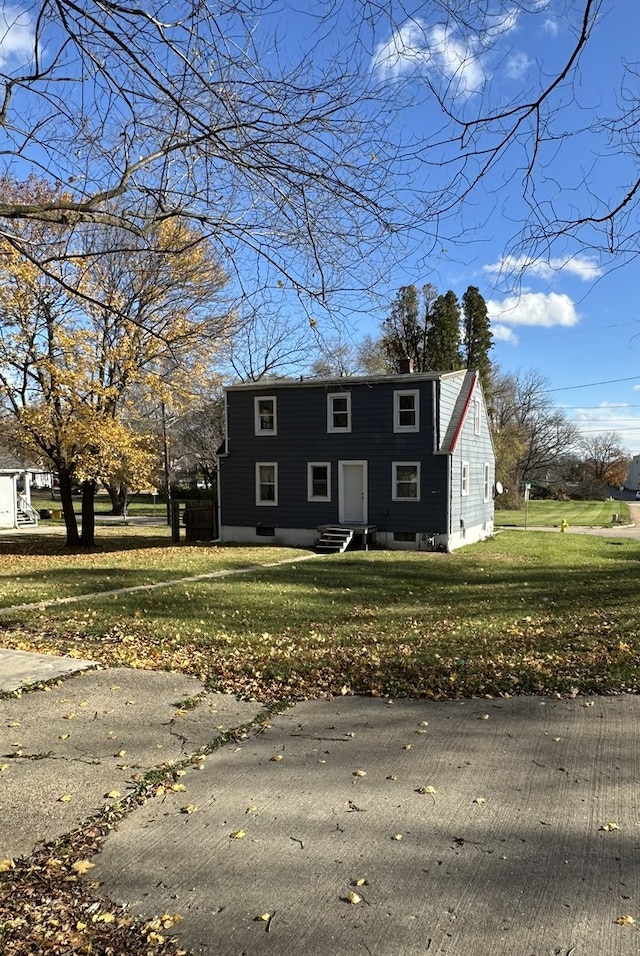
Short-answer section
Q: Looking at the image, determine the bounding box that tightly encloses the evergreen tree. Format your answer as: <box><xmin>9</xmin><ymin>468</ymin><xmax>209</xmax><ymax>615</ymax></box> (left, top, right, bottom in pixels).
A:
<box><xmin>426</xmin><ymin>290</ymin><xmax>462</xmax><ymax>371</ymax></box>
<box><xmin>462</xmin><ymin>285</ymin><xmax>492</xmax><ymax>387</ymax></box>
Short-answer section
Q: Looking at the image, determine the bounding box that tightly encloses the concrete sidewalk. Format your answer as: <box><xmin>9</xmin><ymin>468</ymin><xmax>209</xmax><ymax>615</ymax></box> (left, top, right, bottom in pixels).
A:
<box><xmin>1</xmin><ymin>652</ymin><xmax>640</xmax><ymax>954</ymax></box>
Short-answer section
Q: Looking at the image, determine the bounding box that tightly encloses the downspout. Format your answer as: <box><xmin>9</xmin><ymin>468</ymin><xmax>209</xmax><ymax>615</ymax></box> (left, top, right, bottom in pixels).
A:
<box><xmin>215</xmin><ymin>393</ymin><xmax>230</xmax><ymax>543</ymax></box>
<box><xmin>434</xmin><ymin>379</ymin><xmax>451</xmax><ymax>548</ymax></box>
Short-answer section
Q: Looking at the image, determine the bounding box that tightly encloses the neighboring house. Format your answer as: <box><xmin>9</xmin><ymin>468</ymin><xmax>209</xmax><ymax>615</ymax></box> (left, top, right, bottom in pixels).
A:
<box><xmin>218</xmin><ymin>368</ymin><xmax>495</xmax><ymax>552</ymax></box>
<box><xmin>0</xmin><ymin>447</ymin><xmax>39</xmax><ymax>529</ymax></box>
<box><xmin>626</xmin><ymin>454</ymin><xmax>640</xmax><ymax>492</ymax></box>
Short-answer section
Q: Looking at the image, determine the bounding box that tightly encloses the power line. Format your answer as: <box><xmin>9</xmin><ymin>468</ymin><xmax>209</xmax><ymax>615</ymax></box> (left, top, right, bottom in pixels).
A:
<box><xmin>549</xmin><ymin>375</ymin><xmax>640</xmax><ymax>392</ymax></box>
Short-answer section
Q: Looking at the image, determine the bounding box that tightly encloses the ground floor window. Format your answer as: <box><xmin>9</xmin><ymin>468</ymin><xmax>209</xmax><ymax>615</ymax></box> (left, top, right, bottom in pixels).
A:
<box><xmin>483</xmin><ymin>462</ymin><xmax>491</xmax><ymax>502</ymax></box>
<box><xmin>393</xmin><ymin>462</ymin><xmax>420</xmax><ymax>500</ymax></box>
<box><xmin>461</xmin><ymin>461</ymin><xmax>469</xmax><ymax>496</ymax></box>
<box><xmin>256</xmin><ymin>463</ymin><xmax>277</xmax><ymax>505</ymax></box>
<box><xmin>308</xmin><ymin>462</ymin><xmax>330</xmax><ymax>501</ymax></box>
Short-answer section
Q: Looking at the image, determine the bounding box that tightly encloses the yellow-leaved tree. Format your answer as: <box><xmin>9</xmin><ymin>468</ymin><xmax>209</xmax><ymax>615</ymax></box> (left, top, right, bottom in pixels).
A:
<box><xmin>0</xmin><ymin>179</ymin><xmax>234</xmax><ymax>546</ymax></box>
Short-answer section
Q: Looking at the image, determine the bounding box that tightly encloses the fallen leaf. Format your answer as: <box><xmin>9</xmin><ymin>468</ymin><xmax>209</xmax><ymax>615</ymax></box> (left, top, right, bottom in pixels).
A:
<box><xmin>72</xmin><ymin>860</ymin><xmax>96</xmax><ymax>875</ymax></box>
<box><xmin>600</xmin><ymin>822</ymin><xmax>620</xmax><ymax>831</ymax></box>
<box><xmin>353</xmin><ymin>769</ymin><xmax>367</xmax><ymax>777</ymax></box>
<box><xmin>255</xmin><ymin>912</ymin><xmax>271</xmax><ymax>922</ymax></box>
<box><xmin>181</xmin><ymin>804</ymin><xmax>198</xmax><ymax>814</ymax></box>
<box><xmin>416</xmin><ymin>786</ymin><xmax>437</xmax><ymax>795</ymax></box>
<box><xmin>170</xmin><ymin>783</ymin><xmax>186</xmax><ymax>792</ymax></box>
<box><xmin>94</xmin><ymin>912</ymin><xmax>116</xmax><ymax>923</ymax></box>
<box><xmin>230</xmin><ymin>829</ymin><xmax>246</xmax><ymax>839</ymax></box>
<box><xmin>615</xmin><ymin>915</ymin><xmax>635</xmax><ymax>926</ymax></box>
<box><xmin>58</xmin><ymin>794</ymin><xmax>72</xmax><ymax>803</ymax></box>
<box><xmin>386</xmin><ymin>774</ymin><xmax>397</xmax><ymax>781</ymax></box>
<box><xmin>0</xmin><ymin>859</ymin><xmax>15</xmax><ymax>872</ymax></box>
<box><xmin>270</xmin><ymin>754</ymin><xmax>284</xmax><ymax>762</ymax></box>
<box><xmin>246</xmin><ymin>806</ymin><xmax>258</xmax><ymax>814</ymax></box>
<box><xmin>105</xmin><ymin>790</ymin><xmax>121</xmax><ymax>799</ymax></box>
<box><xmin>352</xmin><ymin>877</ymin><xmax>368</xmax><ymax>887</ymax></box>
<box><xmin>344</xmin><ymin>890</ymin><xmax>362</xmax><ymax>904</ymax></box>
<box><xmin>473</xmin><ymin>797</ymin><xmax>486</xmax><ymax>805</ymax></box>
<box><xmin>392</xmin><ymin>833</ymin><xmax>403</xmax><ymax>841</ymax></box>
<box><xmin>403</xmin><ymin>744</ymin><xmax>413</xmax><ymax>750</ymax></box>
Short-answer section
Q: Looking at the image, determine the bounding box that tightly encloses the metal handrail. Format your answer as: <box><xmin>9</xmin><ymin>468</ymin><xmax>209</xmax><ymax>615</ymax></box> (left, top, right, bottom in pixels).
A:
<box><xmin>17</xmin><ymin>494</ymin><xmax>40</xmax><ymax>525</ymax></box>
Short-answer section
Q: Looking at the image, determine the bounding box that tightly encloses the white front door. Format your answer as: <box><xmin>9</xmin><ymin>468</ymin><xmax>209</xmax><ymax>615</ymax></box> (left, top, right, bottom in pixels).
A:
<box><xmin>339</xmin><ymin>461</ymin><xmax>367</xmax><ymax>524</ymax></box>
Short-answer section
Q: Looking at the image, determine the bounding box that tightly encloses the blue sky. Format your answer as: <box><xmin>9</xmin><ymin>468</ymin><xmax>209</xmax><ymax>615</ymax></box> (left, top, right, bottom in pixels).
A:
<box><xmin>355</xmin><ymin>0</ymin><xmax>640</xmax><ymax>454</ymax></box>
<box><xmin>2</xmin><ymin>2</ymin><xmax>640</xmax><ymax>453</ymax></box>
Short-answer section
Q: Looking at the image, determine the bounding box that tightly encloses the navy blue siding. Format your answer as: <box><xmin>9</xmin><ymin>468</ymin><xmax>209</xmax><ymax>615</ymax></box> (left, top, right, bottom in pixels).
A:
<box><xmin>220</xmin><ymin>380</ymin><xmax>451</xmax><ymax>533</ymax></box>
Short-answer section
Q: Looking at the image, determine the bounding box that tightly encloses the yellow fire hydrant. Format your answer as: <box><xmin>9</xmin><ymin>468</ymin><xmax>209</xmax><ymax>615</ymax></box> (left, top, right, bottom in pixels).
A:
<box><xmin>560</xmin><ymin>518</ymin><xmax>568</xmax><ymax>533</ymax></box>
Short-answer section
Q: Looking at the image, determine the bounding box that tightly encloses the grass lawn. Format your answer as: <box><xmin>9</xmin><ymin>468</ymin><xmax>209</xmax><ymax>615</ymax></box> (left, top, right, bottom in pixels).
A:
<box><xmin>495</xmin><ymin>498</ymin><xmax>630</xmax><ymax>527</ymax></box>
<box><xmin>2</xmin><ymin>527</ymin><xmax>640</xmax><ymax>702</ymax></box>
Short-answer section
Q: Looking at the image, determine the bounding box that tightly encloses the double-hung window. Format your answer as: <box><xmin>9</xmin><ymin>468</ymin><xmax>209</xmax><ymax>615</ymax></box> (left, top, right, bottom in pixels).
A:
<box><xmin>308</xmin><ymin>462</ymin><xmax>330</xmax><ymax>501</ymax></box>
<box><xmin>461</xmin><ymin>461</ymin><xmax>470</xmax><ymax>496</ymax></box>
<box><xmin>483</xmin><ymin>462</ymin><xmax>491</xmax><ymax>502</ymax></box>
<box><xmin>327</xmin><ymin>392</ymin><xmax>351</xmax><ymax>432</ymax></box>
<box><xmin>394</xmin><ymin>390</ymin><xmax>419</xmax><ymax>432</ymax></box>
<box><xmin>393</xmin><ymin>462</ymin><xmax>420</xmax><ymax>500</ymax></box>
<box><xmin>255</xmin><ymin>396</ymin><xmax>277</xmax><ymax>435</ymax></box>
<box><xmin>474</xmin><ymin>397</ymin><xmax>482</xmax><ymax>435</ymax></box>
<box><xmin>256</xmin><ymin>463</ymin><xmax>277</xmax><ymax>505</ymax></box>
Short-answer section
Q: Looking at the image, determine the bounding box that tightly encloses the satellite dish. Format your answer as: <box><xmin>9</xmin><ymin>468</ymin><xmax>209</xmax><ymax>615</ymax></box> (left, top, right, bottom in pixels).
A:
<box><xmin>494</xmin><ymin>481</ymin><xmax>504</xmax><ymax>496</ymax></box>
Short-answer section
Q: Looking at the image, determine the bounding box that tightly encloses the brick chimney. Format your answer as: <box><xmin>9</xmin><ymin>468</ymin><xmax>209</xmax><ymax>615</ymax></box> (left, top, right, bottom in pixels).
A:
<box><xmin>398</xmin><ymin>356</ymin><xmax>414</xmax><ymax>374</ymax></box>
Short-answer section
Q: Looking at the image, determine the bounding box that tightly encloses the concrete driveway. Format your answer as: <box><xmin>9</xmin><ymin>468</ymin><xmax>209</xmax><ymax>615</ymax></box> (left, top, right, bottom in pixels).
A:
<box><xmin>1</xmin><ymin>656</ymin><xmax>640</xmax><ymax>955</ymax></box>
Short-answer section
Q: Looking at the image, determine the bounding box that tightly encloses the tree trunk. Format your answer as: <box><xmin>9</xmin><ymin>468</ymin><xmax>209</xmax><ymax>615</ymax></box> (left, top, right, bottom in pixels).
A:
<box><xmin>58</xmin><ymin>466</ymin><xmax>80</xmax><ymax>547</ymax></box>
<box><xmin>105</xmin><ymin>480</ymin><xmax>127</xmax><ymax>516</ymax></box>
<box><xmin>80</xmin><ymin>480</ymin><xmax>96</xmax><ymax>548</ymax></box>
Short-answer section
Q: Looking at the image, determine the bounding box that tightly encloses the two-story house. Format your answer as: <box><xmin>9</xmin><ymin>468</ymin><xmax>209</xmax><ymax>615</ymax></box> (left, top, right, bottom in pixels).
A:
<box><xmin>218</xmin><ymin>368</ymin><xmax>495</xmax><ymax>552</ymax></box>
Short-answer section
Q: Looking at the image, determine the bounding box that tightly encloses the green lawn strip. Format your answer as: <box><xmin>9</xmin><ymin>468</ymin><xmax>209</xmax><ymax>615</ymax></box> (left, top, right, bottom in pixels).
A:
<box><xmin>3</xmin><ymin>532</ymin><xmax>640</xmax><ymax>701</ymax></box>
<box><xmin>0</xmin><ymin>535</ymin><xmax>307</xmax><ymax>608</ymax></box>
<box><xmin>495</xmin><ymin>499</ymin><xmax>630</xmax><ymax>527</ymax></box>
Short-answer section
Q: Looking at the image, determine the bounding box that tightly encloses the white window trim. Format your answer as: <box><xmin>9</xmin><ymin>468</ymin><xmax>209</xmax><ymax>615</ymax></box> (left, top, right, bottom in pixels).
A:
<box><xmin>307</xmin><ymin>462</ymin><xmax>331</xmax><ymax>502</ymax></box>
<box><xmin>254</xmin><ymin>395</ymin><xmax>277</xmax><ymax>435</ymax></box>
<box><xmin>461</xmin><ymin>460</ymin><xmax>470</xmax><ymax>497</ymax></box>
<box><xmin>327</xmin><ymin>392</ymin><xmax>351</xmax><ymax>433</ymax></box>
<box><xmin>392</xmin><ymin>461</ymin><xmax>421</xmax><ymax>501</ymax></box>
<box><xmin>256</xmin><ymin>462</ymin><xmax>278</xmax><ymax>506</ymax></box>
<box><xmin>483</xmin><ymin>462</ymin><xmax>491</xmax><ymax>502</ymax></box>
<box><xmin>393</xmin><ymin>389</ymin><xmax>420</xmax><ymax>433</ymax></box>
<box><xmin>474</xmin><ymin>397</ymin><xmax>481</xmax><ymax>436</ymax></box>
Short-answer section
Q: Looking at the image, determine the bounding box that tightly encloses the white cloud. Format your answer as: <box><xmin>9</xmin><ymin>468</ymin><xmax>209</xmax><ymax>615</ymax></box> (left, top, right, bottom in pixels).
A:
<box><xmin>487</xmin><ymin>291</ymin><xmax>579</xmax><ymax>329</ymax></box>
<box><xmin>483</xmin><ymin>254</ymin><xmax>603</xmax><ymax>281</ymax></box>
<box><xmin>492</xmin><ymin>324</ymin><xmax>520</xmax><ymax>345</ymax></box>
<box><xmin>0</xmin><ymin>6</ymin><xmax>34</xmax><ymax>67</ymax></box>
<box><xmin>372</xmin><ymin>19</ymin><xmax>485</xmax><ymax>96</ymax></box>
<box><xmin>542</xmin><ymin>18</ymin><xmax>560</xmax><ymax>36</ymax></box>
<box><xmin>506</xmin><ymin>51</ymin><xmax>531</xmax><ymax>80</ymax></box>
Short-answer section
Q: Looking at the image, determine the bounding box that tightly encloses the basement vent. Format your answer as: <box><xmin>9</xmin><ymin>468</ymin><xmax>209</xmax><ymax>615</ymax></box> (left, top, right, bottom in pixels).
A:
<box><xmin>393</xmin><ymin>531</ymin><xmax>417</xmax><ymax>542</ymax></box>
<box><xmin>256</xmin><ymin>526</ymin><xmax>275</xmax><ymax>537</ymax></box>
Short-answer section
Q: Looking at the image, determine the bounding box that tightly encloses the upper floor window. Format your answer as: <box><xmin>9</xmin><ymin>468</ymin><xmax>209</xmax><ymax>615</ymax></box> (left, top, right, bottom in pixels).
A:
<box><xmin>327</xmin><ymin>392</ymin><xmax>351</xmax><ymax>432</ymax></box>
<box><xmin>394</xmin><ymin>390</ymin><xmax>419</xmax><ymax>432</ymax></box>
<box><xmin>255</xmin><ymin>396</ymin><xmax>277</xmax><ymax>435</ymax></box>
<box><xmin>393</xmin><ymin>462</ymin><xmax>420</xmax><ymax>500</ymax></box>
<box><xmin>474</xmin><ymin>396</ymin><xmax>482</xmax><ymax>435</ymax></box>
